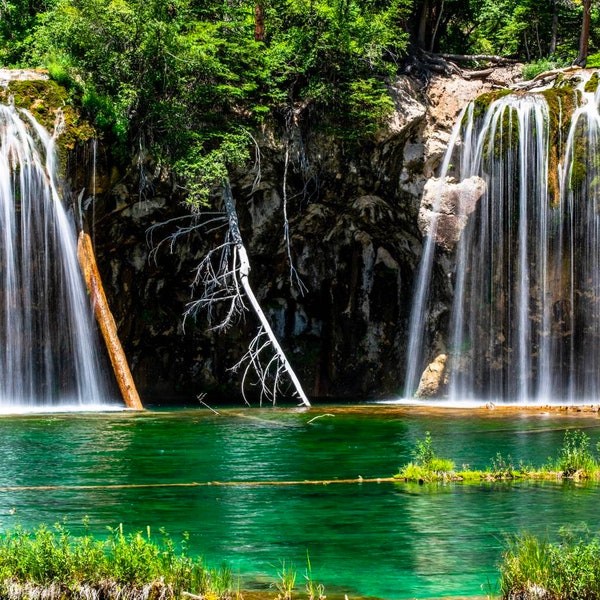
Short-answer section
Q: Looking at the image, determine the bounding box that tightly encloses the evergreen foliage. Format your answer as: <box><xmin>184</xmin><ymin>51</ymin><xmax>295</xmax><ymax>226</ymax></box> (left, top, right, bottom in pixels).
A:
<box><xmin>1</xmin><ymin>0</ymin><xmax>412</xmax><ymax>203</ymax></box>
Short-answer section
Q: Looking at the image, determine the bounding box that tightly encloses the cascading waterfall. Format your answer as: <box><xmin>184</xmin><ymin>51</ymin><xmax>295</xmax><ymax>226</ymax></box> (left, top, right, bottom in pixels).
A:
<box><xmin>0</xmin><ymin>102</ymin><xmax>109</xmax><ymax>407</ymax></box>
<box><xmin>406</xmin><ymin>73</ymin><xmax>600</xmax><ymax>403</ymax></box>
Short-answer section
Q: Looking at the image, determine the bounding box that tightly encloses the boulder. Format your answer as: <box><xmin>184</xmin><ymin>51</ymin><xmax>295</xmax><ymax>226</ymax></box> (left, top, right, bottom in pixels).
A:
<box><xmin>416</xmin><ymin>353</ymin><xmax>448</xmax><ymax>398</ymax></box>
<box><xmin>418</xmin><ymin>176</ymin><xmax>486</xmax><ymax>250</ymax></box>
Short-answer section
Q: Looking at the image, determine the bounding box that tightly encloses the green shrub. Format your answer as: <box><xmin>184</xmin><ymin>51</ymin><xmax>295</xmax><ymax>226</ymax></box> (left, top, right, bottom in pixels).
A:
<box><xmin>522</xmin><ymin>57</ymin><xmax>570</xmax><ymax>80</ymax></box>
<box><xmin>551</xmin><ymin>429</ymin><xmax>599</xmax><ymax>477</ymax></box>
<box><xmin>585</xmin><ymin>52</ymin><xmax>600</xmax><ymax>68</ymax></box>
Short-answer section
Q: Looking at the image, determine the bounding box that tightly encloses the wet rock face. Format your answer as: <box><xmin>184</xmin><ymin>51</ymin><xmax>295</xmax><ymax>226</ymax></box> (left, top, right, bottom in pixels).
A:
<box><xmin>418</xmin><ymin>176</ymin><xmax>486</xmax><ymax>251</ymax></box>
<box><xmin>79</xmin><ymin>72</ymin><xmax>511</xmax><ymax>404</ymax></box>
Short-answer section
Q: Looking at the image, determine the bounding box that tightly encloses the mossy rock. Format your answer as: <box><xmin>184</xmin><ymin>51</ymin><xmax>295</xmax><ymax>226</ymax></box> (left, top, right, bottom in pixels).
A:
<box><xmin>0</xmin><ymin>76</ymin><xmax>96</xmax><ymax>160</ymax></box>
<box><xmin>541</xmin><ymin>85</ymin><xmax>579</xmax><ymax>204</ymax></box>
<box><xmin>584</xmin><ymin>71</ymin><xmax>600</xmax><ymax>94</ymax></box>
<box><xmin>471</xmin><ymin>88</ymin><xmax>514</xmax><ymax>121</ymax></box>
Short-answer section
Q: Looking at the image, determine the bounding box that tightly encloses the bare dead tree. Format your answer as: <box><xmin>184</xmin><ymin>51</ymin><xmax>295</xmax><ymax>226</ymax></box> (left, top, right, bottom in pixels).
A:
<box><xmin>148</xmin><ymin>179</ymin><xmax>311</xmax><ymax>407</ymax></box>
<box><xmin>282</xmin><ymin>141</ymin><xmax>308</xmax><ymax>295</ymax></box>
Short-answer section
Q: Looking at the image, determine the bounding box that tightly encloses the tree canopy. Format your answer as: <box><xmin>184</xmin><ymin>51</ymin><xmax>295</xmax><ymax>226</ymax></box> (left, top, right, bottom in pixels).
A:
<box><xmin>0</xmin><ymin>0</ymin><xmax>598</xmax><ymax>200</ymax></box>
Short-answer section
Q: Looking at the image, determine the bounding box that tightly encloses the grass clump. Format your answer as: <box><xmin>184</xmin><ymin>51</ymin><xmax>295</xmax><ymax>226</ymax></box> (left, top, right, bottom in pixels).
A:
<box><xmin>303</xmin><ymin>553</ymin><xmax>325</xmax><ymax>600</ymax></box>
<box><xmin>395</xmin><ymin>429</ymin><xmax>600</xmax><ymax>484</ymax></box>
<box><xmin>486</xmin><ymin>453</ymin><xmax>529</xmax><ymax>480</ymax></box>
<box><xmin>395</xmin><ymin>432</ymin><xmax>455</xmax><ymax>482</ymax></box>
<box><xmin>271</xmin><ymin>560</ymin><xmax>297</xmax><ymax>600</ymax></box>
<box><xmin>500</xmin><ymin>529</ymin><xmax>600</xmax><ymax>599</ymax></box>
<box><xmin>0</xmin><ymin>523</ymin><xmax>237</xmax><ymax>600</ymax></box>
<box><xmin>547</xmin><ymin>428</ymin><xmax>600</xmax><ymax>478</ymax></box>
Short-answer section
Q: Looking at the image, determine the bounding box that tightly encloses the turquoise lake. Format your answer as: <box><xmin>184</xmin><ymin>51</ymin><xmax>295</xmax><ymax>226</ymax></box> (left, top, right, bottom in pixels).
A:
<box><xmin>1</xmin><ymin>405</ymin><xmax>599</xmax><ymax>599</ymax></box>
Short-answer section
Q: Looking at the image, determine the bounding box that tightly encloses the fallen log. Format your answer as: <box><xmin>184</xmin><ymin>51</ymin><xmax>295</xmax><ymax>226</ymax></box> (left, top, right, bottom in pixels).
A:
<box><xmin>434</xmin><ymin>53</ymin><xmax>518</xmax><ymax>65</ymax></box>
<box><xmin>77</xmin><ymin>231</ymin><xmax>144</xmax><ymax>410</ymax></box>
<box><xmin>462</xmin><ymin>67</ymin><xmax>495</xmax><ymax>80</ymax></box>
<box><xmin>511</xmin><ymin>66</ymin><xmax>582</xmax><ymax>90</ymax></box>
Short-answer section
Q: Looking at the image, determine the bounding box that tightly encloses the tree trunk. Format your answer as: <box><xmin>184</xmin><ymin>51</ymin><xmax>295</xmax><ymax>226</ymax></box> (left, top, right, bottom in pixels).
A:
<box><xmin>254</xmin><ymin>2</ymin><xmax>265</xmax><ymax>41</ymax></box>
<box><xmin>550</xmin><ymin>0</ymin><xmax>558</xmax><ymax>55</ymax></box>
<box><xmin>417</xmin><ymin>0</ymin><xmax>430</xmax><ymax>49</ymax></box>
<box><xmin>429</xmin><ymin>0</ymin><xmax>444</xmax><ymax>52</ymax></box>
<box><xmin>77</xmin><ymin>232</ymin><xmax>144</xmax><ymax>410</ymax></box>
<box><xmin>576</xmin><ymin>0</ymin><xmax>592</xmax><ymax>66</ymax></box>
<box><xmin>222</xmin><ymin>181</ymin><xmax>311</xmax><ymax>407</ymax></box>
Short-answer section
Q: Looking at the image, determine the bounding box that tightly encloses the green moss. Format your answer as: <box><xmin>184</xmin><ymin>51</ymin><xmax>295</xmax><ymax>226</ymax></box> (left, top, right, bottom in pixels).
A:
<box><xmin>0</xmin><ymin>76</ymin><xmax>96</xmax><ymax>165</ymax></box>
<box><xmin>540</xmin><ymin>85</ymin><xmax>579</xmax><ymax>205</ymax></box>
<box><xmin>479</xmin><ymin>103</ymin><xmax>520</xmax><ymax>162</ymax></box>
<box><xmin>584</xmin><ymin>72</ymin><xmax>600</xmax><ymax>94</ymax></box>
<box><xmin>471</xmin><ymin>88</ymin><xmax>513</xmax><ymax>121</ymax></box>
<box><xmin>565</xmin><ymin>116</ymin><xmax>600</xmax><ymax>199</ymax></box>
<box><xmin>569</xmin><ymin>150</ymin><xmax>587</xmax><ymax>193</ymax></box>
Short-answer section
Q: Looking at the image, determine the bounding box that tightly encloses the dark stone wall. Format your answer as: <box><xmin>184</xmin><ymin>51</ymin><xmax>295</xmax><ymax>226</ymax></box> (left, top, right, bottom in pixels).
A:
<box><xmin>66</xmin><ymin>75</ymin><xmax>464</xmax><ymax>405</ymax></box>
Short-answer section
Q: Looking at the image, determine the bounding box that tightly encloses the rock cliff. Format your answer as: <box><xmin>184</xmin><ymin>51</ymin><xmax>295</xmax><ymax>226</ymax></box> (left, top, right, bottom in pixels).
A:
<box><xmin>71</xmin><ymin>69</ymin><xmax>521</xmax><ymax>404</ymax></box>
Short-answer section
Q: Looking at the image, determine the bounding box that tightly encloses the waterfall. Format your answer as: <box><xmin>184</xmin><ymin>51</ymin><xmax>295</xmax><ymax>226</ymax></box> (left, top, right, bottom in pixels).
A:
<box><xmin>406</xmin><ymin>74</ymin><xmax>600</xmax><ymax>403</ymax></box>
<box><xmin>0</xmin><ymin>102</ymin><xmax>110</xmax><ymax>408</ymax></box>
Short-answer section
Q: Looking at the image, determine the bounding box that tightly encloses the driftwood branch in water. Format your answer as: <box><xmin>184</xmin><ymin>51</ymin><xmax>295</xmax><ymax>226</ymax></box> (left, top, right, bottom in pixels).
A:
<box><xmin>77</xmin><ymin>232</ymin><xmax>144</xmax><ymax>410</ymax></box>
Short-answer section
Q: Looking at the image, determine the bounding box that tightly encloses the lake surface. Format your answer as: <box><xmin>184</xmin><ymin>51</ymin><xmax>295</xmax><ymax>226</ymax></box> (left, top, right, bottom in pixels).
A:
<box><xmin>0</xmin><ymin>404</ymin><xmax>599</xmax><ymax>599</ymax></box>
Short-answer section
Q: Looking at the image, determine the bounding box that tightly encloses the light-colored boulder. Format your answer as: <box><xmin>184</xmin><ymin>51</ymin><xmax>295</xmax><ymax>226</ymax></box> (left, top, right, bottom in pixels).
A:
<box><xmin>416</xmin><ymin>353</ymin><xmax>448</xmax><ymax>398</ymax></box>
<box><xmin>418</xmin><ymin>175</ymin><xmax>486</xmax><ymax>250</ymax></box>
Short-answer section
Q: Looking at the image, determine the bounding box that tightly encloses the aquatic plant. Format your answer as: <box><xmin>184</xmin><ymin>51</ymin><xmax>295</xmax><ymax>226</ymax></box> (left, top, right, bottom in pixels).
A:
<box><xmin>0</xmin><ymin>523</ymin><xmax>237</xmax><ymax>600</ymax></box>
<box><xmin>548</xmin><ymin>429</ymin><xmax>600</xmax><ymax>478</ymax></box>
<box><xmin>303</xmin><ymin>553</ymin><xmax>325</xmax><ymax>600</ymax></box>
<box><xmin>499</xmin><ymin>529</ymin><xmax>600</xmax><ymax>599</ymax></box>
<box><xmin>395</xmin><ymin>432</ymin><xmax>455</xmax><ymax>482</ymax></box>
<box><xmin>396</xmin><ymin>429</ymin><xmax>600</xmax><ymax>483</ymax></box>
<box><xmin>272</xmin><ymin>560</ymin><xmax>296</xmax><ymax>600</ymax></box>
<box><xmin>488</xmin><ymin>453</ymin><xmax>529</xmax><ymax>479</ymax></box>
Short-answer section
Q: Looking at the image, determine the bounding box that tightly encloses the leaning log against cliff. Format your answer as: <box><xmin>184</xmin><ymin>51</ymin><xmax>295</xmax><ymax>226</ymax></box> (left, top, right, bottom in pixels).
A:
<box><xmin>77</xmin><ymin>232</ymin><xmax>144</xmax><ymax>410</ymax></box>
